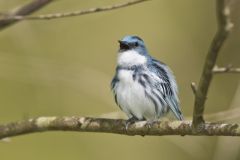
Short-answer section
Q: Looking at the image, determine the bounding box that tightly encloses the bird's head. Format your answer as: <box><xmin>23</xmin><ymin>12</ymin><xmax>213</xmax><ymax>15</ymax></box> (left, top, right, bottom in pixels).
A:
<box><xmin>117</xmin><ymin>35</ymin><xmax>150</xmax><ymax>67</ymax></box>
<box><xmin>118</xmin><ymin>35</ymin><xmax>148</xmax><ymax>55</ymax></box>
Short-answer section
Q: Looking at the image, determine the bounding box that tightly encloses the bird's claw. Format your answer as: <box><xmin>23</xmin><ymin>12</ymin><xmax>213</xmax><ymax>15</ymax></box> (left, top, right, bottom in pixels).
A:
<box><xmin>125</xmin><ymin>117</ymin><xmax>138</xmax><ymax>131</ymax></box>
<box><xmin>145</xmin><ymin>120</ymin><xmax>158</xmax><ymax>130</ymax></box>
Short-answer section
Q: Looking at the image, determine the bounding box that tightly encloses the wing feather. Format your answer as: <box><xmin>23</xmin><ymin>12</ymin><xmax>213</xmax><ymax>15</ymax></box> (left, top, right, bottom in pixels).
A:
<box><xmin>149</xmin><ymin>59</ymin><xmax>183</xmax><ymax>120</ymax></box>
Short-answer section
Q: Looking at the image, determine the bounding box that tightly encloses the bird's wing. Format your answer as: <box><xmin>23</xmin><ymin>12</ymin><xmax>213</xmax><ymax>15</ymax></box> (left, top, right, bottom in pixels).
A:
<box><xmin>148</xmin><ymin>59</ymin><xmax>183</xmax><ymax>120</ymax></box>
<box><xmin>111</xmin><ymin>71</ymin><xmax>120</xmax><ymax>107</ymax></box>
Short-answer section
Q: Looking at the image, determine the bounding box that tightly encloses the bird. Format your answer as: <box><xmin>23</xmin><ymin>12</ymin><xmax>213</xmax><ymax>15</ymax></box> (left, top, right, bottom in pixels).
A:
<box><xmin>111</xmin><ymin>35</ymin><xmax>183</xmax><ymax>126</ymax></box>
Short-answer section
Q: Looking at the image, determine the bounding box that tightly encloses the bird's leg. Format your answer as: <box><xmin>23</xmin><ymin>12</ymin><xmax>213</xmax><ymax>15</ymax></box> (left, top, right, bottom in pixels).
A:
<box><xmin>125</xmin><ymin>116</ymin><xmax>139</xmax><ymax>131</ymax></box>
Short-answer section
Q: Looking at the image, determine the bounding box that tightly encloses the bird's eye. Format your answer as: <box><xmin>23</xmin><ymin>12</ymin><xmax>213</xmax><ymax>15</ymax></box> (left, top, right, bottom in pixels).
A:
<box><xmin>135</xmin><ymin>42</ymin><xmax>139</xmax><ymax>47</ymax></box>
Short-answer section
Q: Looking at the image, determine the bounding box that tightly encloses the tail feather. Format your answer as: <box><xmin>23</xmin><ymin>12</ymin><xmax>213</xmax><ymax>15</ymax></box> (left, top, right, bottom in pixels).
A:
<box><xmin>166</xmin><ymin>97</ymin><xmax>183</xmax><ymax>120</ymax></box>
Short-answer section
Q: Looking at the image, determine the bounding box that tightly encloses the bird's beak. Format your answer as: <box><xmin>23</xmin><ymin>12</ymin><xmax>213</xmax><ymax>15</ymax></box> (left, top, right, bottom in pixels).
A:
<box><xmin>118</xmin><ymin>40</ymin><xmax>124</xmax><ymax>44</ymax></box>
<box><xmin>118</xmin><ymin>40</ymin><xmax>130</xmax><ymax>50</ymax></box>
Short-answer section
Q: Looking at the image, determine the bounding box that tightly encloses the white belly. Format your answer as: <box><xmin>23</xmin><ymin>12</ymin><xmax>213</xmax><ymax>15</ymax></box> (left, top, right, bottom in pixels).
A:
<box><xmin>115</xmin><ymin>70</ymin><xmax>157</xmax><ymax>120</ymax></box>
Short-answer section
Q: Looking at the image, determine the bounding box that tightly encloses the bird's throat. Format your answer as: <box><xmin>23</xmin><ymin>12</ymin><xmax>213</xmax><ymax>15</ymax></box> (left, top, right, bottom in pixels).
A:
<box><xmin>117</xmin><ymin>50</ymin><xmax>147</xmax><ymax>67</ymax></box>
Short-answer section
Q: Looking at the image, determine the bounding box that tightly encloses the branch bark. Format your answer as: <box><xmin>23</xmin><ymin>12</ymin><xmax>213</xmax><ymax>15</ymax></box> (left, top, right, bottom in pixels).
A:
<box><xmin>192</xmin><ymin>0</ymin><xmax>233</xmax><ymax>129</ymax></box>
<box><xmin>0</xmin><ymin>117</ymin><xmax>240</xmax><ymax>139</ymax></box>
<box><xmin>0</xmin><ymin>0</ymin><xmax>53</xmax><ymax>30</ymax></box>
<box><xmin>1</xmin><ymin>0</ymin><xmax>149</xmax><ymax>22</ymax></box>
<box><xmin>213</xmin><ymin>65</ymin><xmax>240</xmax><ymax>74</ymax></box>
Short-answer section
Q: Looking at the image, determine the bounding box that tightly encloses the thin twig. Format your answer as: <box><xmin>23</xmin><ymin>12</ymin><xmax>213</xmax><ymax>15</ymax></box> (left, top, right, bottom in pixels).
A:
<box><xmin>191</xmin><ymin>82</ymin><xmax>197</xmax><ymax>96</ymax></box>
<box><xmin>213</xmin><ymin>65</ymin><xmax>240</xmax><ymax>74</ymax></box>
<box><xmin>0</xmin><ymin>116</ymin><xmax>240</xmax><ymax>139</ymax></box>
<box><xmin>0</xmin><ymin>0</ymin><xmax>54</xmax><ymax>30</ymax></box>
<box><xmin>192</xmin><ymin>0</ymin><xmax>233</xmax><ymax>129</ymax></box>
<box><xmin>5</xmin><ymin>0</ymin><xmax>150</xmax><ymax>21</ymax></box>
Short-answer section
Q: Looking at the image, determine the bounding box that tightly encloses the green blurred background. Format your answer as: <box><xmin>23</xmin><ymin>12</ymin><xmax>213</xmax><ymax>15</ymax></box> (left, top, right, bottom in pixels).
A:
<box><xmin>0</xmin><ymin>0</ymin><xmax>240</xmax><ymax>160</ymax></box>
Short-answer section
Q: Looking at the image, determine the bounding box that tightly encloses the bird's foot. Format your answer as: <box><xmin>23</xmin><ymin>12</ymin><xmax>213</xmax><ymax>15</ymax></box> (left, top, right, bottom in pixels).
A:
<box><xmin>145</xmin><ymin>120</ymin><xmax>158</xmax><ymax>129</ymax></box>
<box><xmin>125</xmin><ymin>117</ymin><xmax>139</xmax><ymax>131</ymax></box>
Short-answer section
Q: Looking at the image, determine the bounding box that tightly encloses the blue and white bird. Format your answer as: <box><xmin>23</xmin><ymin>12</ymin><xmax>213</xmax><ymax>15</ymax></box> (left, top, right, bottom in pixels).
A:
<box><xmin>111</xmin><ymin>35</ymin><xmax>183</xmax><ymax>124</ymax></box>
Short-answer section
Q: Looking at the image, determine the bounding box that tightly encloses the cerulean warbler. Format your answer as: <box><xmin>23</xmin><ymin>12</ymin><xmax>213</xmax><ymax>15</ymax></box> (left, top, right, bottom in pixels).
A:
<box><xmin>111</xmin><ymin>35</ymin><xmax>183</xmax><ymax>124</ymax></box>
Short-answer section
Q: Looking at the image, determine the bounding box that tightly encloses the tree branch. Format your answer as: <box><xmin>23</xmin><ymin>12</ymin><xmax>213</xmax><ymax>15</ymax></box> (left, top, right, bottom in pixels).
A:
<box><xmin>192</xmin><ymin>0</ymin><xmax>233</xmax><ymax>129</ymax></box>
<box><xmin>2</xmin><ymin>0</ymin><xmax>150</xmax><ymax>21</ymax></box>
<box><xmin>0</xmin><ymin>116</ymin><xmax>240</xmax><ymax>139</ymax></box>
<box><xmin>0</xmin><ymin>0</ymin><xmax>53</xmax><ymax>30</ymax></box>
<box><xmin>213</xmin><ymin>65</ymin><xmax>240</xmax><ymax>74</ymax></box>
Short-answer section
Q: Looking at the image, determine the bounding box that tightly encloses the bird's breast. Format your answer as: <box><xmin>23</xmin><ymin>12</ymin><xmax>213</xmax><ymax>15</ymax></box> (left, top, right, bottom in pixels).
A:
<box><xmin>114</xmin><ymin>69</ymin><xmax>157</xmax><ymax>120</ymax></box>
<box><xmin>118</xmin><ymin>69</ymin><xmax>134</xmax><ymax>83</ymax></box>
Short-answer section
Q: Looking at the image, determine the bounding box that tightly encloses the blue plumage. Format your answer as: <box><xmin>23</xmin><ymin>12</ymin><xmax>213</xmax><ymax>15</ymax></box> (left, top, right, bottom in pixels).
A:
<box><xmin>111</xmin><ymin>36</ymin><xmax>183</xmax><ymax>122</ymax></box>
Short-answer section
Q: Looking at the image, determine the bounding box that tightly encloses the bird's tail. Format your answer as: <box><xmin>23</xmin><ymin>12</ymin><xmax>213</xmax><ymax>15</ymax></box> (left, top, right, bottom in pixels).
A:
<box><xmin>167</xmin><ymin>97</ymin><xmax>184</xmax><ymax>120</ymax></box>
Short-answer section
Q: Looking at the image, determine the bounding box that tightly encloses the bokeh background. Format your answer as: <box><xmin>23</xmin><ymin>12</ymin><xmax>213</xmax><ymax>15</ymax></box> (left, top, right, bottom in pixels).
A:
<box><xmin>0</xmin><ymin>0</ymin><xmax>240</xmax><ymax>160</ymax></box>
